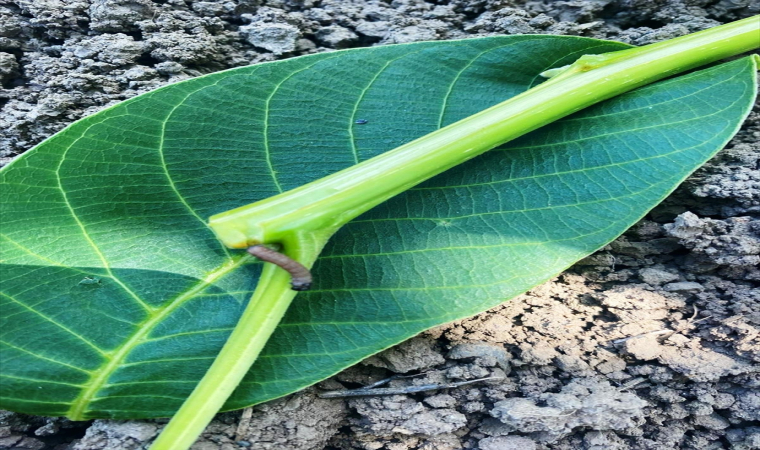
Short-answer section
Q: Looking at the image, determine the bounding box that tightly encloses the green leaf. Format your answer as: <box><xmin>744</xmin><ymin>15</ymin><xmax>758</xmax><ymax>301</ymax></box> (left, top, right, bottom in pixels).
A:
<box><xmin>0</xmin><ymin>36</ymin><xmax>756</xmax><ymax>419</ymax></box>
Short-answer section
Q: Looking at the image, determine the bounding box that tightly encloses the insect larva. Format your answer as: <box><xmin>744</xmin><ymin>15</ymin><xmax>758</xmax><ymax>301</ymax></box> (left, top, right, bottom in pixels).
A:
<box><xmin>247</xmin><ymin>245</ymin><xmax>312</xmax><ymax>291</ymax></box>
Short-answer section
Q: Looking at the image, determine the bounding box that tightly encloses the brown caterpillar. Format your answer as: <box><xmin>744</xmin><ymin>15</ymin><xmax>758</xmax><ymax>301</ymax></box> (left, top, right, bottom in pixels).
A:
<box><xmin>247</xmin><ymin>245</ymin><xmax>313</xmax><ymax>291</ymax></box>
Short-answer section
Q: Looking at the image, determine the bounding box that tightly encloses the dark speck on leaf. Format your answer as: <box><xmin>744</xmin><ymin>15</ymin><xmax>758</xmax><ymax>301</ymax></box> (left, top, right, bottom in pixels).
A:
<box><xmin>355</xmin><ymin>119</ymin><xmax>369</xmax><ymax>124</ymax></box>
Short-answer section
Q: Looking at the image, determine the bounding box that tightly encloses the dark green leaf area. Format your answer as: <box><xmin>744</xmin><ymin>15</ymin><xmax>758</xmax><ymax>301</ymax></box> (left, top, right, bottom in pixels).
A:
<box><xmin>1</xmin><ymin>263</ymin><xmax>257</xmax><ymax>417</ymax></box>
<box><xmin>232</xmin><ymin>57</ymin><xmax>756</xmax><ymax>408</ymax></box>
<box><xmin>0</xmin><ymin>33</ymin><xmax>755</xmax><ymax>420</ymax></box>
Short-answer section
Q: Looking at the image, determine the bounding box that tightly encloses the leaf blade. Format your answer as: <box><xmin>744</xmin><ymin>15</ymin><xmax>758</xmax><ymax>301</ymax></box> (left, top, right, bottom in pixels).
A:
<box><xmin>0</xmin><ymin>36</ymin><xmax>755</xmax><ymax>419</ymax></box>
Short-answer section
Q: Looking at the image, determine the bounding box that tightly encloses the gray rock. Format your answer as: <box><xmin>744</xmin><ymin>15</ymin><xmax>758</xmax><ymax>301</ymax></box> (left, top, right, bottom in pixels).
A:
<box><xmin>74</xmin><ymin>420</ymin><xmax>160</xmax><ymax>450</ymax></box>
<box><xmin>349</xmin><ymin>395</ymin><xmax>466</xmax><ymax>438</ymax></box>
<box><xmin>16</xmin><ymin>0</ymin><xmax>90</xmax><ymax>39</ymax></box>
<box><xmin>0</xmin><ymin>52</ymin><xmax>19</xmax><ymax>84</ymax></box>
<box><xmin>424</xmin><ymin>394</ymin><xmax>456</xmax><ymax>409</ymax></box>
<box><xmin>240</xmin><ymin>23</ymin><xmax>301</xmax><ymax>54</ymax></box>
<box><xmin>191</xmin><ymin>2</ymin><xmax>227</xmax><ymax>17</ymax></box>
<box><xmin>490</xmin><ymin>379</ymin><xmax>647</xmax><ymax>443</ymax></box>
<box><xmin>364</xmin><ymin>336</ymin><xmax>444</xmax><ymax>373</ymax></box>
<box><xmin>691</xmin><ymin>412</ymin><xmax>730</xmax><ymax>430</ymax></box>
<box><xmin>356</xmin><ymin>20</ymin><xmax>391</xmax><ymax>39</ymax></box>
<box><xmin>237</xmin><ymin>391</ymin><xmax>347</xmax><ymax>450</ymax></box>
<box><xmin>519</xmin><ymin>342</ymin><xmax>559</xmax><ymax>366</ymax></box>
<box><xmin>0</xmin><ymin>10</ymin><xmax>22</xmax><ymax>38</ymax></box>
<box><xmin>154</xmin><ymin>61</ymin><xmax>185</xmax><ymax>75</ymax></box>
<box><xmin>583</xmin><ymin>430</ymin><xmax>627</xmax><ymax>450</ymax></box>
<box><xmin>730</xmin><ymin>390</ymin><xmax>760</xmax><ymax>422</ymax></box>
<box><xmin>554</xmin><ymin>354</ymin><xmax>592</xmax><ymax>374</ymax></box>
<box><xmin>664</xmin><ymin>211</ymin><xmax>706</xmax><ymax>240</ymax></box>
<box><xmin>148</xmin><ymin>30</ymin><xmax>220</xmax><ymax>64</ymax></box>
<box><xmin>623</xmin><ymin>334</ymin><xmax>663</xmax><ymax>361</ymax></box>
<box><xmin>65</xmin><ymin>34</ymin><xmax>147</xmax><ymax>65</ymax></box>
<box><xmin>726</xmin><ymin>426</ymin><xmax>760</xmax><ymax>450</ymax></box>
<box><xmin>478</xmin><ymin>435</ymin><xmax>537</xmax><ymax>450</ymax></box>
<box><xmin>639</xmin><ymin>267</ymin><xmax>679</xmax><ymax>285</ymax></box>
<box><xmin>448</xmin><ymin>342</ymin><xmax>510</xmax><ymax>371</ymax></box>
<box><xmin>385</xmin><ymin>25</ymin><xmax>438</xmax><ymax>44</ymax></box>
<box><xmin>89</xmin><ymin>0</ymin><xmax>155</xmax><ymax>32</ymax></box>
<box><xmin>396</xmin><ymin>409</ymin><xmax>467</xmax><ymax>435</ymax></box>
<box><xmin>658</xmin><ymin>346</ymin><xmax>752</xmax><ymax>382</ymax></box>
<box><xmin>316</xmin><ymin>25</ymin><xmax>358</xmax><ymax>48</ymax></box>
<box><xmin>663</xmin><ymin>281</ymin><xmax>703</xmax><ymax>292</ymax></box>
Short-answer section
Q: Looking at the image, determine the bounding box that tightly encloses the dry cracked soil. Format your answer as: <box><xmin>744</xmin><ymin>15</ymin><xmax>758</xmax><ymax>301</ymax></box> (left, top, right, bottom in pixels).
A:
<box><xmin>1</xmin><ymin>0</ymin><xmax>759</xmax><ymax>449</ymax></box>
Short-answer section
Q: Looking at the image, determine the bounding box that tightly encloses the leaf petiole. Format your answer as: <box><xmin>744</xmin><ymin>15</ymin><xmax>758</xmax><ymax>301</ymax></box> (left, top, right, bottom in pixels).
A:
<box><xmin>153</xmin><ymin>16</ymin><xmax>759</xmax><ymax>450</ymax></box>
<box><xmin>208</xmin><ymin>15</ymin><xmax>759</xmax><ymax>251</ymax></box>
<box><xmin>148</xmin><ymin>233</ymin><xmax>327</xmax><ymax>450</ymax></box>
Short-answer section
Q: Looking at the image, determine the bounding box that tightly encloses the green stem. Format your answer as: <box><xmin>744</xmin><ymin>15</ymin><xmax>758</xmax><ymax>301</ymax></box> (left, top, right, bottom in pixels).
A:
<box><xmin>209</xmin><ymin>15</ymin><xmax>759</xmax><ymax>249</ymax></box>
<box><xmin>148</xmin><ymin>234</ymin><xmax>327</xmax><ymax>450</ymax></box>
<box><xmin>155</xmin><ymin>15</ymin><xmax>758</xmax><ymax>450</ymax></box>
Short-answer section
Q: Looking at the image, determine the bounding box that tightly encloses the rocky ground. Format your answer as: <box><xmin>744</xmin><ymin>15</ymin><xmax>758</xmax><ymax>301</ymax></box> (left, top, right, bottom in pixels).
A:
<box><xmin>1</xmin><ymin>0</ymin><xmax>759</xmax><ymax>449</ymax></box>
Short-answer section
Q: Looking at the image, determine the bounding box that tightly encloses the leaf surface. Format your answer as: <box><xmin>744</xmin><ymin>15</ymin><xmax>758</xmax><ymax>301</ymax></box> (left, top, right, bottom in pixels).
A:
<box><xmin>0</xmin><ymin>36</ymin><xmax>756</xmax><ymax>419</ymax></box>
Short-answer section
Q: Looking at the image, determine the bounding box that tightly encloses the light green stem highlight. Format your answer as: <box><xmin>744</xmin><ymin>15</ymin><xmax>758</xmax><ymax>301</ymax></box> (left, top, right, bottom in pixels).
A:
<box><xmin>209</xmin><ymin>15</ymin><xmax>759</xmax><ymax>249</ymax></box>
<box><xmin>148</xmin><ymin>236</ymin><xmax>326</xmax><ymax>450</ymax></box>
<box><xmin>154</xmin><ymin>15</ymin><xmax>759</xmax><ymax>450</ymax></box>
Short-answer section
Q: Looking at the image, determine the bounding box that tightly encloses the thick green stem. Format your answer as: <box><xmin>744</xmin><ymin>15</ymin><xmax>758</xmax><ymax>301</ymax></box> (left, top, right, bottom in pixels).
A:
<box><xmin>148</xmin><ymin>235</ymin><xmax>327</xmax><ymax>450</ymax></box>
<box><xmin>154</xmin><ymin>16</ymin><xmax>758</xmax><ymax>450</ymax></box>
<box><xmin>209</xmin><ymin>15</ymin><xmax>759</xmax><ymax>249</ymax></box>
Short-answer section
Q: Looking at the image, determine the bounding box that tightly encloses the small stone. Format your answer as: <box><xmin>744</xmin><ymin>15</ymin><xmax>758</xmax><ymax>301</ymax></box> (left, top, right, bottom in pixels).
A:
<box><xmin>478</xmin><ymin>435</ymin><xmax>537</xmax><ymax>450</ymax></box>
<box><xmin>122</xmin><ymin>66</ymin><xmax>158</xmax><ymax>81</ymax></box>
<box><xmin>638</xmin><ymin>267</ymin><xmax>679</xmax><ymax>285</ymax></box>
<box><xmin>666</xmin><ymin>333</ymin><xmax>690</xmax><ymax>346</ymax></box>
<box><xmin>33</xmin><ymin>421</ymin><xmax>59</xmax><ymax>436</ymax></box>
<box><xmin>692</xmin><ymin>412</ymin><xmax>730</xmax><ymax>430</ymax></box>
<box><xmin>686</xmin><ymin>400</ymin><xmax>713</xmax><ymax>416</ymax></box>
<box><xmin>595</xmin><ymin>355</ymin><xmax>627</xmax><ymax>374</ymax></box>
<box><xmin>0</xmin><ymin>435</ymin><xmax>22</xmax><ymax>448</ymax></box>
<box><xmin>364</xmin><ymin>337</ymin><xmax>444</xmax><ymax>373</ymax></box>
<box><xmin>726</xmin><ymin>427</ymin><xmax>760</xmax><ymax>448</ymax></box>
<box><xmin>519</xmin><ymin>341</ymin><xmax>559</xmax><ymax>365</ymax></box>
<box><xmin>713</xmin><ymin>393</ymin><xmax>735</xmax><ymax>409</ymax></box>
<box><xmin>664</xmin><ymin>211</ymin><xmax>705</xmax><ymax>239</ymax></box>
<box><xmin>13</xmin><ymin>436</ymin><xmax>45</xmax><ymax>450</ymax></box>
<box><xmin>316</xmin><ymin>25</ymin><xmax>358</xmax><ymax>48</ymax></box>
<box><xmin>386</xmin><ymin>25</ymin><xmax>438</xmax><ymax>44</ymax></box>
<box><xmin>240</xmin><ymin>23</ymin><xmax>301</xmax><ymax>55</ymax></box>
<box><xmin>155</xmin><ymin>61</ymin><xmax>185</xmax><ymax>75</ymax></box>
<box><xmin>356</xmin><ymin>21</ymin><xmax>391</xmax><ymax>39</ymax></box>
<box><xmin>148</xmin><ymin>30</ymin><xmax>219</xmax><ymax>64</ymax></box>
<box><xmin>424</xmin><ymin>394</ymin><xmax>456</xmax><ymax>409</ymax></box>
<box><xmin>65</xmin><ymin>33</ymin><xmax>147</xmax><ymax>66</ymax></box>
<box><xmin>89</xmin><ymin>0</ymin><xmax>155</xmax><ymax>32</ymax></box>
<box><xmin>663</xmin><ymin>281</ymin><xmax>703</xmax><ymax>292</ymax></box>
<box><xmin>555</xmin><ymin>354</ymin><xmax>592</xmax><ymax>374</ymax></box>
<box><xmin>584</xmin><ymin>430</ymin><xmax>625</xmax><ymax>450</ymax></box>
<box><xmin>658</xmin><ymin>346</ymin><xmax>750</xmax><ymax>382</ymax></box>
<box><xmin>621</xmin><ymin>334</ymin><xmax>663</xmax><ymax>361</ymax></box>
<box><xmin>448</xmin><ymin>342</ymin><xmax>510</xmax><ymax>371</ymax></box>
<box><xmin>576</xmin><ymin>253</ymin><xmax>616</xmax><ymax>266</ymax></box>
<box><xmin>295</xmin><ymin>38</ymin><xmax>316</xmax><ymax>52</ymax></box>
<box><xmin>0</xmin><ymin>52</ymin><xmax>19</xmax><ymax>84</ymax></box>
<box><xmin>462</xmin><ymin>401</ymin><xmax>485</xmax><ymax>413</ymax></box>
<box><xmin>394</xmin><ymin>409</ymin><xmax>467</xmax><ymax>435</ymax></box>
<box><xmin>191</xmin><ymin>1</ymin><xmax>226</xmax><ymax>16</ymax></box>
<box><xmin>0</xmin><ymin>13</ymin><xmax>22</xmax><ymax>37</ymax></box>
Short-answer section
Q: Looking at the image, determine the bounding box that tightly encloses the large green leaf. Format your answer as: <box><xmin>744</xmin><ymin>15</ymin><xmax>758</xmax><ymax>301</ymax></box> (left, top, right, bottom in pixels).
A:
<box><xmin>0</xmin><ymin>36</ymin><xmax>756</xmax><ymax>419</ymax></box>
